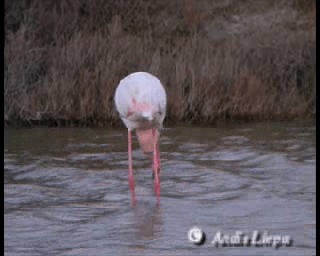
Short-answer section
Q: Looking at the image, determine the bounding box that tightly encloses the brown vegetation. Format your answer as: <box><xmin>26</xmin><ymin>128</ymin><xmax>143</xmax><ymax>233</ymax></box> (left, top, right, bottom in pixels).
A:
<box><xmin>4</xmin><ymin>0</ymin><xmax>316</xmax><ymax>126</ymax></box>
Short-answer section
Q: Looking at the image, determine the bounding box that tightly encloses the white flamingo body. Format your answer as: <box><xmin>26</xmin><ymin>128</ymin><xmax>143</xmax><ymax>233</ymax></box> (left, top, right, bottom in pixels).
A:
<box><xmin>114</xmin><ymin>71</ymin><xmax>167</xmax><ymax>200</ymax></box>
<box><xmin>115</xmin><ymin>72</ymin><xmax>166</xmax><ymax>130</ymax></box>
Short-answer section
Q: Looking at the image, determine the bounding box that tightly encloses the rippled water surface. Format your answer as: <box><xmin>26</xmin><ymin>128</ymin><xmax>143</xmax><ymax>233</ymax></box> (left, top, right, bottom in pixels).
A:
<box><xmin>4</xmin><ymin>122</ymin><xmax>315</xmax><ymax>255</ymax></box>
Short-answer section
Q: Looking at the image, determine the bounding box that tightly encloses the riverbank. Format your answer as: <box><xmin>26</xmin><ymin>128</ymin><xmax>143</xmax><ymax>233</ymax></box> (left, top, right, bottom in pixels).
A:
<box><xmin>5</xmin><ymin>0</ymin><xmax>315</xmax><ymax>127</ymax></box>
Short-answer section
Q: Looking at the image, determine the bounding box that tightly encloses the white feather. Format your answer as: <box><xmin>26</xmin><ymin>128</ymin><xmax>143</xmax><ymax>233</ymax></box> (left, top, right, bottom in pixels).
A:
<box><xmin>114</xmin><ymin>72</ymin><xmax>167</xmax><ymax>130</ymax></box>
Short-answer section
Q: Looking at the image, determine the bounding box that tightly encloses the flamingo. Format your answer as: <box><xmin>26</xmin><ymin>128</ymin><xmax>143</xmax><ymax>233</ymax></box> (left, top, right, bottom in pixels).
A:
<box><xmin>114</xmin><ymin>72</ymin><xmax>167</xmax><ymax>198</ymax></box>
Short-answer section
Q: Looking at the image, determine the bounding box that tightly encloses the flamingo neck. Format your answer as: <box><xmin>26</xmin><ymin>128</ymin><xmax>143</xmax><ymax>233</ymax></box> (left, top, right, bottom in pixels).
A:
<box><xmin>136</xmin><ymin>128</ymin><xmax>158</xmax><ymax>154</ymax></box>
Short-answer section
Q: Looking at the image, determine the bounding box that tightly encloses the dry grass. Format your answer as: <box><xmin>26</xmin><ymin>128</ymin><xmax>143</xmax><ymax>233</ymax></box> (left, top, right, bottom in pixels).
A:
<box><xmin>4</xmin><ymin>0</ymin><xmax>316</xmax><ymax>126</ymax></box>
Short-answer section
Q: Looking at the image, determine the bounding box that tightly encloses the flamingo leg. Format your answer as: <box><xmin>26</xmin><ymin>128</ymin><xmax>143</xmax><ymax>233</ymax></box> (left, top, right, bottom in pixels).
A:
<box><xmin>128</xmin><ymin>129</ymin><xmax>135</xmax><ymax>192</ymax></box>
<box><xmin>152</xmin><ymin>129</ymin><xmax>160</xmax><ymax>197</ymax></box>
<box><xmin>156</xmin><ymin>143</ymin><xmax>160</xmax><ymax>174</ymax></box>
<box><xmin>152</xmin><ymin>140</ymin><xmax>160</xmax><ymax>177</ymax></box>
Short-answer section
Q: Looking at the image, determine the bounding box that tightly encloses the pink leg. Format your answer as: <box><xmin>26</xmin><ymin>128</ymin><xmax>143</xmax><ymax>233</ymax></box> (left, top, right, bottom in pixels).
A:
<box><xmin>152</xmin><ymin>129</ymin><xmax>160</xmax><ymax>197</ymax></box>
<box><xmin>128</xmin><ymin>129</ymin><xmax>135</xmax><ymax>193</ymax></box>
<box><xmin>152</xmin><ymin>143</ymin><xmax>160</xmax><ymax>175</ymax></box>
<box><xmin>156</xmin><ymin>143</ymin><xmax>160</xmax><ymax>174</ymax></box>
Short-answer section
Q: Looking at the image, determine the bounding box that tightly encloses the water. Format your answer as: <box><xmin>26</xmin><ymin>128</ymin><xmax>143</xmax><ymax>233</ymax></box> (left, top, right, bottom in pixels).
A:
<box><xmin>4</xmin><ymin>121</ymin><xmax>315</xmax><ymax>256</ymax></box>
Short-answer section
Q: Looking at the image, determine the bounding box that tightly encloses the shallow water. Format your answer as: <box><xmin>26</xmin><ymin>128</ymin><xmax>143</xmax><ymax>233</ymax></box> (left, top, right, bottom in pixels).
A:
<box><xmin>4</xmin><ymin>121</ymin><xmax>315</xmax><ymax>256</ymax></box>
